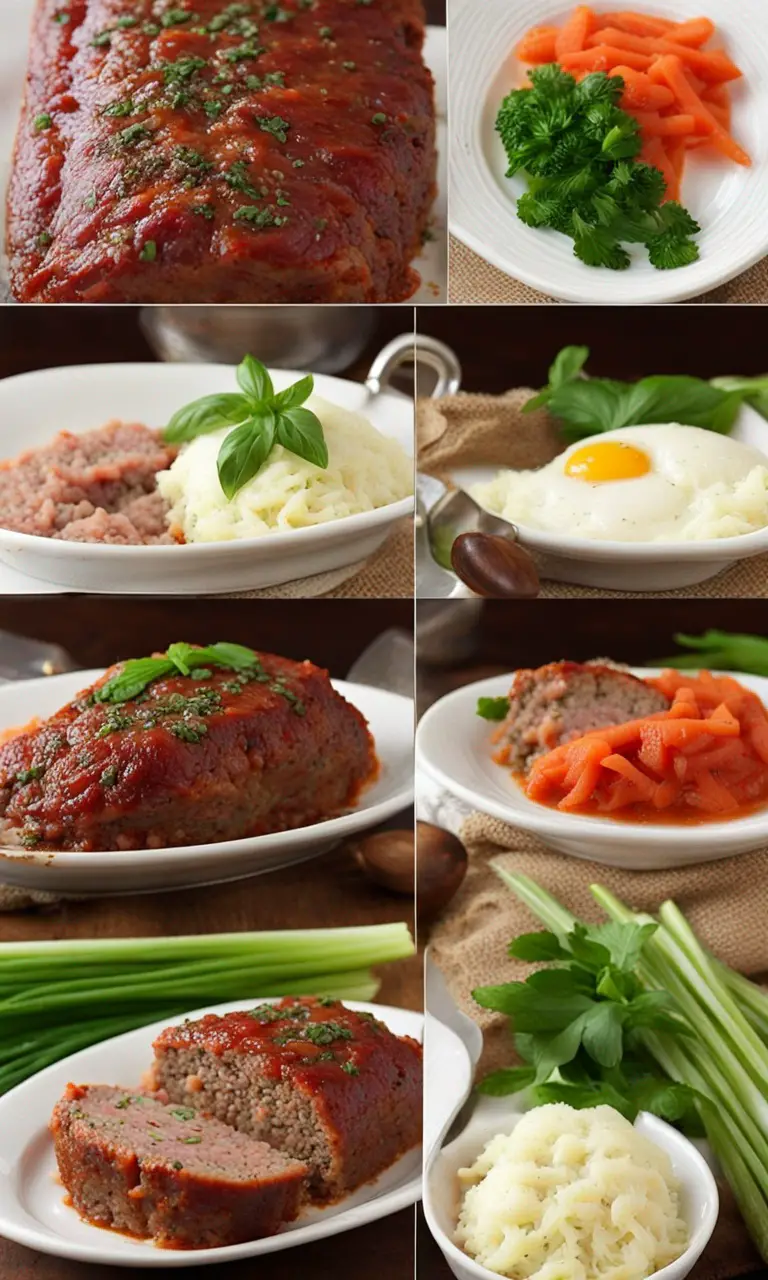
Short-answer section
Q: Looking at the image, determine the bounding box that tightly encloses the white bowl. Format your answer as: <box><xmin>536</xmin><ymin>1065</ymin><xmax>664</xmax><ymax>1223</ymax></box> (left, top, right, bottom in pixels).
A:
<box><xmin>0</xmin><ymin>998</ymin><xmax>423</xmax><ymax>1268</ymax></box>
<box><xmin>424</xmin><ymin>1096</ymin><xmax>719</xmax><ymax>1280</ymax></box>
<box><xmin>449</xmin><ymin>0</ymin><xmax>768</xmax><ymax>304</ymax></box>
<box><xmin>0</xmin><ymin>363</ymin><xmax>414</xmax><ymax>594</ymax></box>
<box><xmin>447</xmin><ymin>404</ymin><xmax>768</xmax><ymax>592</ymax></box>
<box><xmin>0</xmin><ymin>670</ymin><xmax>413</xmax><ymax>896</ymax></box>
<box><xmin>416</xmin><ymin>667</ymin><xmax>768</xmax><ymax>869</ymax></box>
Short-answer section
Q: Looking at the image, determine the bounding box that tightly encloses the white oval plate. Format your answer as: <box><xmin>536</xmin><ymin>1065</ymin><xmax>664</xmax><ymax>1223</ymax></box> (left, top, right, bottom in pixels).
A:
<box><xmin>0</xmin><ymin>998</ymin><xmax>423</xmax><ymax>1269</ymax></box>
<box><xmin>0</xmin><ymin>12</ymin><xmax>445</xmax><ymax>304</ymax></box>
<box><xmin>446</xmin><ymin>404</ymin><xmax>768</xmax><ymax>593</ymax></box>
<box><xmin>449</xmin><ymin>0</ymin><xmax>768</xmax><ymax>303</ymax></box>
<box><xmin>0</xmin><ymin>362</ymin><xmax>414</xmax><ymax>595</ymax></box>
<box><xmin>416</xmin><ymin>667</ymin><xmax>768</xmax><ymax>869</ymax></box>
<box><xmin>0</xmin><ymin>670</ymin><xmax>413</xmax><ymax>895</ymax></box>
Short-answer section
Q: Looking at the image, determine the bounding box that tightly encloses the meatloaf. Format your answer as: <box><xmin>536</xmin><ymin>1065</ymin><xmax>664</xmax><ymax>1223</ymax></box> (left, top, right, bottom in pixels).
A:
<box><xmin>0</xmin><ymin>650</ymin><xmax>377</xmax><ymax>851</ymax></box>
<box><xmin>147</xmin><ymin>996</ymin><xmax>423</xmax><ymax>1199</ymax></box>
<box><xmin>51</xmin><ymin>1083</ymin><xmax>308</xmax><ymax>1248</ymax></box>
<box><xmin>8</xmin><ymin>0</ymin><xmax>436</xmax><ymax>303</ymax></box>
<box><xmin>494</xmin><ymin>661</ymin><xmax>671</xmax><ymax>772</ymax></box>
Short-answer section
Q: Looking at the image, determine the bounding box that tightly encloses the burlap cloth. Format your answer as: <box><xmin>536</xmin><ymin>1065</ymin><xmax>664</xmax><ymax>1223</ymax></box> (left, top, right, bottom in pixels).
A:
<box><xmin>449</xmin><ymin>234</ymin><xmax>768</xmax><ymax>305</ymax></box>
<box><xmin>417</xmin><ymin>390</ymin><xmax>768</xmax><ymax>598</ymax></box>
<box><xmin>429</xmin><ymin>812</ymin><xmax>768</xmax><ymax>1278</ymax></box>
<box><xmin>227</xmin><ymin>518</ymin><xmax>413</xmax><ymax>599</ymax></box>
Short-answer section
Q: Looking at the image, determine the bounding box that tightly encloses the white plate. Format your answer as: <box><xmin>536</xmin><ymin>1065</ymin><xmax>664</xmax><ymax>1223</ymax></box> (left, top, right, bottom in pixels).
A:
<box><xmin>445</xmin><ymin>404</ymin><xmax>768</xmax><ymax>593</ymax></box>
<box><xmin>0</xmin><ymin>14</ymin><xmax>445</xmax><ymax>304</ymax></box>
<box><xmin>0</xmin><ymin>998</ymin><xmax>423</xmax><ymax>1268</ymax></box>
<box><xmin>449</xmin><ymin>0</ymin><xmax>768</xmax><ymax>303</ymax></box>
<box><xmin>0</xmin><ymin>670</ymin><xmax>414</xmax><ymax>895</ymax></box>
<box><xmin>0</xmin><ymin>362</ymin><xmax>413</xmax><ymax>595</ymax></box>
<box><xmin>416</xmin><ymin>667</ymin><xmax>768</xmax><ymax>869</ymax></box>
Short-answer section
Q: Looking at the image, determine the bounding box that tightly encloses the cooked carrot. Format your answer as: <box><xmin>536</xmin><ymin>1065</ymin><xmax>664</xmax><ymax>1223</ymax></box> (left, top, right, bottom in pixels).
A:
<box><xmin>555</xmin><ymin>5</ymin><xmax>596</xmax><ymax>58</ymax></box>
<box><xmin>613</xmin><ymin>66</ymin><xmax>675</xmax><ymax>111</ymax></box>
<box><xmin>515</xmin><ymin>25</ymin><xmax>559</xmax><ymax>64</ymax></box>
<box><xmin>635</xmin><ymin>111</ymin><xmax>699</xmax><ymax>137</ymax></box>
<box><xmin>639</xmin><ymin>135</ymin><xmax>678</xmax><ymax>200</ymax></box>
<box><xmin>669</xmin><ymin>17</ymin><xmax>717</xmax><ymax>48</ymax></box>
<box><xmin>601</xmin><ymin>10</ymin><xmax>675</xmax><ymax>37</ymax></box>
<box><xmin>650</xmin><ymin>56</ymin><xmax>751</xmax><ymax>165</ymax></box>
<box><xmin>588</xmin><ymin>28</ymin><xmax>742</xmax><ymax>82</ymax></box>
<box><xmin>561</xmin><ymin>44</ymin><xmax>652</xmax><ymax>72</ymax></box>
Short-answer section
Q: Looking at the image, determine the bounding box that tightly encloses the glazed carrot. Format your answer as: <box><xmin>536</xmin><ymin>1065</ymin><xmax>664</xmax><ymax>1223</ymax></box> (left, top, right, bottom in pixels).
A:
<box><xmin>612</xmin><ymin>66</ymin><xmax>675</xmax><ymax>111</ymax></box>
<box><xmin>555</xmin><ymin>5</ymin><xmax>596</xmax><ymax>58</ymax></box>
<box><xmin>561</xmin><ymin>44</ymin><xmax>652</xmax><ymax>72</ymax></box>
<box><xmin>601</xmin><ymin>10</ymin><xmax>675</xmax><ymax>37</ymax></box>
<box><xmin>588</xmin><ymin>28</ymin><xmax>742</xmax><ymax>82</ymax></box>
<box><xmin>669</xmin><ymin>17</ymin><xmax>717</xmax><ymax>48</ymax></box>
<box><xmin>639</xmin><ymin>135</ymin><xmax>679</xmax><ymax>200</ymax></box>
<box><xmin>650</xmin><ymin>55</ymin><xmax>751</xmax><ymax>165</ymax></box>
<box><xmin>635</xmin><ymin>111</ymin><xmax>699</xmax><ymax>137</ymax></box>
<box><xmin>515</xmin><ymin>25</ymin><xmax>559</xmax><ymax>64</ymax></box>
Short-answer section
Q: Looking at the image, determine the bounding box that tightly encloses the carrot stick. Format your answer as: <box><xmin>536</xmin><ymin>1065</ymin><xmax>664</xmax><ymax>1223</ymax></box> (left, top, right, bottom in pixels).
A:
<box><xmin>613</xmin><ymin>66</ymin><xmax>675</xmax><ymax>111</ymax></box>
<box><xmin>601</xmin><ymin>10</ymin><xmax>675</xmax><ymax>37</ymax></box>
<box><xmin>589</xmin><ymin>28</ymin><xmax>742</xmax><ymax>82</ymax></box>
<box><xmin>635</xmin><ymin>111</ymin><xmax>699</xmax><ymax>137</ymax></box>
<box><xmin>515</xmin><ymin>25</ymin><xmax>559</xmax><ymax>64</ymax></box>
<box><xmin>650</xmin><ymin>55</ymin><xmax>751</xmax><ymax>165</ymax></box>
<box><xmin>561</xmin><ymin>44</ymin><xmax>652</xmax><ymax>72</ymax></box>
<box><xmin>639</xmin><ymin>135</ymin><xmax>679</xmax><ymax>201</ymax></box>
<box><xmin>555</xmin><ymin>5</ymin><xmax>596</xmax><ymax>58</ymax></box>
<box><xmin>669</xmin><ymin>17</ymin><xmax>716</xmax><ymax>48</ymax></box>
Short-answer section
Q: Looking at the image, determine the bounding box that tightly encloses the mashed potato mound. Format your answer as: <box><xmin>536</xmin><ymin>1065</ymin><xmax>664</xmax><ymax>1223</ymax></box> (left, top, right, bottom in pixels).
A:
<box><xmin>157</xmin><ymin>394</ymin><xmax>413</xmax><ymax>543</ymax></box>
<box><xmin>455</xmin><ymin>1105</ymin><xmax>689</xmax><ymax>1280</ymax></box>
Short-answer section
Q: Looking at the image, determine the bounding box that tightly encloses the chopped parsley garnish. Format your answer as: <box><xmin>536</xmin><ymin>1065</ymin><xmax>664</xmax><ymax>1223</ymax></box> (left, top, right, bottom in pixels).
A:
<box><xmin>139</xmin><ymin>240</ymin><xmax>158</xmax><ymax>262</ymax></box>
<box><xmin>37</xmin><ymin>232</ymin><xmax>53</xmax><ymax>249</ymax></box>
<box><xmin>319</xmin><ymin>26</ymin><xmax>332</xmax><ymax>38</ymax></box>
<box><xmin>168</xmin><ymin>721</ymin><xmax>208</xmax><ymax>743</ymax></box>
<box><xmin>263</xmin><ymin>3</ymin><xmax>292</xmax><ymax>20</ymax></box>
<box><xmin>34</xmin><ymin>114</ymin><xmax>53</xmax><ymax>132</ymax></box>
<box><xmin>371</xmin><ymin>113</ymin><xmax>386</xmax><ymax>125</ymax></box>
<box><xmin>204</xmin><ymin>100</ymin><xmax>223</xmax><ymax>118</ymax></box>
<box><xmin>162</xmin><ymin>8</ymin><xmax>197</xmax><ymax>26</ymax></box>
<box><xmin>20</xmin><ymin>830</ymin><xmax>41</xmax><ymax>848</ymax></box>
<box><xmin>84</xmin><ymin>192</ymin><xmax>97</xmax><ymax>209</ymax></box>
<box><xmin>96</xmin><ymin>710</ymin><xmax>134</xmax><ymax>738</ymax></box>
<box><xmin>170</xmin><ymin>1107</ymin><xmax>197</xmax><ymax>1121</ymax></box>
<box><xmin>223</xmin><ymin>159</ymin><xmax>262</xmax><ymax>198</ymax></box>
<box><xmin>250</xmin><ymin>1003</ymin><xmax>283</xmax><ymax>1022</ymax></box>
<box><xmin>103</xmin><ymin>98</ymin><xmax>135</xmax><ymax>117</ymax></box>
<box><xmin>316</xmin><ymin>996</ymin><xmax>338</xmax><ymax>1008</ymax></box>
<box><xmin>292</xmin><ymin>158</ymin><xmax>305</xmax><ymax>167</ymax></box>
<box><xmin>91</xmin><ymin>30</ymin><xmax>112</xmax><ymax>46</ymax></box>
<box><xmin>116</xmin><ymin>123</ymin><xmax>152</xmax><ymax>147</ymax></box>
<box><xmin>182</xmin><ymin>1135</ymin><xmax>202</xmax><ymax>1144</ymax></box>
<box><xmin>162</xmin><ymin>56</ymin><xmax>207</xmax><ymax>85</ymax></box>
<box><xmin>342</xmin><ymin>61</ymin><xmax>356</xmax><ymax>71</ymax></box>
<box><xmin>116</xmin><ymin>16</ymin><xmax>138</xmax><ymax>28</ymax></box>
<box><xmin>341</xmin><ymin>1061</ymin><xmax>360</xmax><ymax>1075</ymax></box>
<box><xmin>222</xmin><ymin>41</ymin><xmax>264</xmax><ymax>62</ymax></box>
<box><xmin>143</xmin><ymin>21</ymin><xmax>161</xmax><ymax>35</ymax></box>
<box><xmin>16</xmin><ymin>766</ymin><xmax>45</xmax><ymax>785</ymax></box>
<box><xmin>192</xmin><ymin>202</ymin><xmax>216</xmax><ymax>219</ymax></box>
<box><xmin>100</xmin><ymin>766</ymin><xmax>119</xmax><ymax>788</ymax></box>
<box><xmin>172</xmin><ymin>1160</ymin><xmax>184</xmax><ymax>1169</ymax></box>
<box><xmin>53</xmin><ymin>10</ymin><xmax>71</xmax><ymax>22</ymax></box>
<box><xmin>233</xmin><ymin>205</ymin><xmax>286</xmax><ymax>228</ymax></box>
<box><xmin>303</xmin><ymin>1021</ymin><xmax>354</xmax><ymax>1046</ymax></box>
<box><xmin>256</xmin><ymin>114</ymin><xmax>290</xmax><ymax>142</ymax></box>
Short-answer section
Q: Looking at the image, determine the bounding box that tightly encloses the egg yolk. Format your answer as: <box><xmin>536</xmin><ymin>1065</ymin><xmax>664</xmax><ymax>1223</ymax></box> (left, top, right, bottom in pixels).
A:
<box><xmin>564</xmin><ymin>442</ymin><xmax>652</xmax><ymax>483</ymax></box>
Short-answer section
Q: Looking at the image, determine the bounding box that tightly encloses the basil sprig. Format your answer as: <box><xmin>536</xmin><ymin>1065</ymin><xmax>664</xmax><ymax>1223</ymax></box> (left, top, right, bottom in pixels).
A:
<box><xmin>95</xmin><ymin>641</ymin><xmax>262</xmax><ymax>704</ymax></box>
<box><xmin>164</xmin><ymin>355</ymin><xmax>328</xmax><ymax>499</ymax></box>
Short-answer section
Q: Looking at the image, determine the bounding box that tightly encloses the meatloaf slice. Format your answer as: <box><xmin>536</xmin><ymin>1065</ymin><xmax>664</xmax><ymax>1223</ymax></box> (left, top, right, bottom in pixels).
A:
<box><xmin>51</xmin><ymin>1083</ymin><xmax>308</xmax><ymax>1248</ymax></box>
<box><xmin>0</xmin><ymin>649</ymin><xmax>377</xmax><ymax>851</ymax></box>
<box><xmin>8</xmin><ymin>0</ymin><xmax>435</xmax><ymax>304</ymax></box>
<box><xmin>494</xmin><ymin>661</ymin><xmax>670</xmax><ymax>772</ymax></box>
<box><xmin>147</xmin><ymin>996</ymin><xmax>423</xmax><ymax>1201</ymax></box>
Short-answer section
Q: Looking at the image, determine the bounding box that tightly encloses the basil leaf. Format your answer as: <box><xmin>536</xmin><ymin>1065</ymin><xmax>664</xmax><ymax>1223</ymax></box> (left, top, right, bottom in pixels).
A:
<box><xmin>547</xmin><ymin>379</ymin><xmax>629</xmax><ymax>438</ymax></box>
<box><xmin>237</xmin><ymin>354</ymin><xmax>274</xmax><ymax>404</ymax></box>
<box><xmin>477</xmin><ymin>695</ymin><xmax>509</xmax><ymax>721</ymax></box>
<box><xmin>95</xmin><ymin>658</ymin><xmax>176</xmax><ymax>703</ymax></box>
<box><xmin>618</xmin><ymin>375</ymin><xmax>741</xmax><ymax>433</ymax></box>
<box><xmin>509</xmin><ymin>931</ymin><xmax>571</xmax><ymax>962</ymax></box>
<box><xmin>166</xmin><ymin>642</ymin><xmax>195</xmax><ymax>675</ymax></box>
<box><xmin>524</xmin><ymin>344</ymin><xmax>589</xmax><ymax>413</ymax></box>
<box><xmin>205</xmin><ymin>642</ymin><xmax>262</xmax><ymax>670</ymax></box>
<box><xmin>164</xmin><ymin>393</ymin><xmax>249</xmax><ymax>443</ymax></box>
<box><xmin>217</xmin><ymin>411</ymin><xmax>276</xmax><ymax>500</ymax></box>
<box><xmin>275</xmin><ymin>406</ymin><xmax>328</xmax><ymax>468</ymax></box>
<box><xmin>273</xmin><ymin>373</ymin><xmax>314</xmax><ymax>411</ymax></box>
<box><xmin>477</xmin><ymin>1066</ymin><xmax>536</xmax><ymax>1096</ymax></box>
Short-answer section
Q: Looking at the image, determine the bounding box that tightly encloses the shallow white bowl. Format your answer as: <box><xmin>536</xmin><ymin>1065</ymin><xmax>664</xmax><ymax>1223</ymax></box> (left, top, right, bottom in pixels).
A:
<box><xmin>416</xmin><ymin>667</ymin><xmax>768</xmax><ymax>869</ymax></box>
<box><xmin>448</xmin><ymin>404</ymin><xmax>768</xmax><ymax>592</ymax></box>
<box><xmin>0</xmin><ymin>998</ymin><xmax>422</xmax><ymax>1269</ymax></box>
<box><xmin>0</xmin><ymin>670</ymin><xmax>413</xmax><ymax>896</ymax></box>
<box><xmin>0</xmin><ymin>362</ymin><xmax>414</xmax><ymax>594</ymax></box>
<box><xmin>424</xmin><ymin>1092</ymin><xmax>719</xmax><ymax>1280</ymax></box>
<box><xmin>449</xmin><ymin>0</ymin><xmax>768</xmax><ymax>304</ymax></box>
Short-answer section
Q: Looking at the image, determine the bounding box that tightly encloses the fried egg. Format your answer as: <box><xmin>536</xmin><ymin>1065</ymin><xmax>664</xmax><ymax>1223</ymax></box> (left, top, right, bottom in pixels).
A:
<box><xmin>471</xmin><ymin>424</ymin><xmax>768</xmax><ymax>542</ymax></box>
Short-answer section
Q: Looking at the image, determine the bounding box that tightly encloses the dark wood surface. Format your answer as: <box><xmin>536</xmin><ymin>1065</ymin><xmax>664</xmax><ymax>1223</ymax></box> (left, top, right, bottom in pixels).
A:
<box><xmin>0</xmin><ymin>599</ymin><xmax>419</xmax><ymax>1280</ymax></box>
<box><xmin>416</xmin><ymin>306</ymin><xmax>768</xmax><ymax>394</ymax></box>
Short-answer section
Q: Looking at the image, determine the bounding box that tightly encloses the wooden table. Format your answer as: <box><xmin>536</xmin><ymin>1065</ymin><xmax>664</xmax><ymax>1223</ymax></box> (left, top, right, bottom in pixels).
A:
<box><xmin>0</xmin><ymin>600</ymin><xmax>419</xmax><ymax>1280</ymax></box>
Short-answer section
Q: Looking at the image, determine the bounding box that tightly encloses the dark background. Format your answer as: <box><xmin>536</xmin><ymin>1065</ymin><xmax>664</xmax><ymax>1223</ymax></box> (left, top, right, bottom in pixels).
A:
<box><xmin>426</xmin><ymin>0</ymin><xmax>444</xmax><ymax>21</ymax></box>
<box><xmin>416</xmin><ymin>306</ymin><xmax>768</xmax><ymax>394</ymax></box>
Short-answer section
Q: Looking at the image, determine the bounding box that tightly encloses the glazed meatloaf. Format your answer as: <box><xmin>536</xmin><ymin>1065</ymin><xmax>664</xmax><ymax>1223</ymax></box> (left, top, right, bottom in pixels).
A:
<box><xmin>147</xmin><ymin>996</ymin><xmax>423</xmax><ymax>1199</ymax></box>
<box><xmin>494</xmin><ymin>661</ymin><xmax>671</xmax><ymax>772</ymax></box>
<box><xmin>8</xmin><ymin>0</ymin><xmax>436</xmax><ymax>303</ymax></box>
<box><xmin>51</xmin><ymin>1083</ymin><xmax>308</xmax><ymax>1248</ymax></box>
<box><xmin>0</xmin><ymin>650</ymin><xmax>377</xmax><ymax>851</ymax></box>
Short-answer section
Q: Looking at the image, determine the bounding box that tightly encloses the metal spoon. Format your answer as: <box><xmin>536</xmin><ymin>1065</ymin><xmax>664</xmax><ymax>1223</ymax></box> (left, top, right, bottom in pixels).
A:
<box><xmin>422</xmin><ymin>483</ymin><xmax>540</xmax><ymax>599</ymax></box>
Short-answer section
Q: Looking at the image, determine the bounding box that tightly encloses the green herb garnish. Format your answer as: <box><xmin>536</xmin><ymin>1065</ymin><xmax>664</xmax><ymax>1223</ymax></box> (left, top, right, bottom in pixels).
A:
<box><xmin>139</xmin><ymin>240</ymin><xmax>157</xmax><ymax>262</ymax></box>
<box><xmin>16</xmin><ymin>766</ymin><xmax>45</xmax><ymax>785</ymax></box>
<box><xmin>476</xmin><ymin>696</ymin><xmax>509</xmax><ymax>722</ymax></box>
<box><xmin>163</xmin><ymin>354</ymin><xmax>328</xmax><ymax>499</ymax></box>
<box><xmin>34</xmin><ymin>114</ymin><xmax>53</xmax><ymax>131</ymax></box>
<box><xmin>95</xmin><ymin>642</ymin><xmax>263</xmax><ymax>704</ymax></box>
<box><xmin>256</xmin><ymin>114</ymin><xmax>290</xmax><ymax>142</ymax></box>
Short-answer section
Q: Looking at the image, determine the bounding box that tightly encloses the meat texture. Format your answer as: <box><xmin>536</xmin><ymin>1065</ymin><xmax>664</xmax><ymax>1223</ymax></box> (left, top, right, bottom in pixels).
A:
<box><xmin>0</xmin><ymin>652</ymin><xmax>377</xmax><ymax>851</ymax></box>
<box><xmin>8</xmin><ymin>0</ymin><xmax>436</xmax><ymax>303</ymax></box>
<box><xmin>494</xmin><ymin>661</ymin><xmax>671</xmax><ymax>772</ymax></box>
<box><xmin>51</xmin><ymin>1083</ymin><xmax>308</xmax><ymax>1248</ymax></box>
<box><xmin>148</xmin><ymin>996</ymin><xmax>423</xmax><ymax>1199</ymax></box>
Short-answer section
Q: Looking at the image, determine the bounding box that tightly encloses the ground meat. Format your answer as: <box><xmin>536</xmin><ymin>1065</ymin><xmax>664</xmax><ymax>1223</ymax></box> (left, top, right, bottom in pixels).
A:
<box><xmin>51</xmin><ymin>1083</ymin><xmax>308</xmax><ymax>1248</ymax></box>
<box><xmin>0</xmin><ymin>651</ymin><xmax>378</xmax><ymax>851</ymax></box>
<box><xmin>0</xmin><ymin>422</ymin><xmax>177</xmax><ymax>545</ymax></box>
<box><xmin>495</xmin><ymin>661</ymin><xmax>671</xmax><ymax>772</ymax></box>
<box><xmin>8</xmin><ymin>0</ymin><xmax>435</xmax><ymax>304</ymax></box>
<box><xmin>147</xmin><ymin>997</ymin><xmax>423</xmax><ymax>1201</ymax></box>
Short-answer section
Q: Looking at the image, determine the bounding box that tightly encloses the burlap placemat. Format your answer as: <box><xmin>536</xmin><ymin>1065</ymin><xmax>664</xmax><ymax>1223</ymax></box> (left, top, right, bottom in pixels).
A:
<box><xmin>429</xmin><ymin>812</ymin><xmax>767</xmax><ymax>1279</ymax></box>
<box><xmin>449</xmin><ymin>234</ymin><xmax>768</xmax><ymax>306</ymax></box>
<box><xmin>229</xmin><ymin>518</ymin><xmax>414</xmax><ymax>599</ymax></box>
<box><xmin>417</xmin><ymin>391</ymin><xmax>768</xmax><ymax>598</ymax></box>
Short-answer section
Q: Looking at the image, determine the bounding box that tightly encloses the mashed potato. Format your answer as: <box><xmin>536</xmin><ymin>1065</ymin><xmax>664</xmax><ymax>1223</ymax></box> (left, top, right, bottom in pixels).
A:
<box><xmin>157</xmin><ymin>394</ymin><xmax>413</xmax><ymax>543</ymax></box>
<box><xmin>455</xmin><ymin>1105</ymin><xmax>688</xmax><ymax>1280</ymax></box>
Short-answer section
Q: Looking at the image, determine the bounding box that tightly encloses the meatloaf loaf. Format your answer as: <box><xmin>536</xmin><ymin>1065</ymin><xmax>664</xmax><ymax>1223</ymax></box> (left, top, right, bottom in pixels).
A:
<box><xmin>8</xmin><ymin>0</ymin><xmax>436</xmax><ymax>303</ymax></box>
<box><xmin>147</xmin><ymin>996</ymin><xmax>423</xmax><ymax>1199</ymax></box>
<box><xmin>494</xmin><ymin>661</ymin><xmax>671</xmax><ymax>772</ymax></box>
<box><xmin>51</xmin><ymin>1083</ymin><xmax>308</xmax><ymax>1247</ymax></box>
<box><xmin>0</xmin><ymin>650</ymin><xmax>377</xmax><ymax>851</ymax></box>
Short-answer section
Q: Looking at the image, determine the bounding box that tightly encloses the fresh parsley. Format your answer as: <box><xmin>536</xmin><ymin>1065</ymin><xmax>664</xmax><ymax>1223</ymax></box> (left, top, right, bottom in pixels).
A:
<box><xmin>497</xmin><ymin>66</ymin><xmax>700</xmax><ymax>272</ymax></box>
<box><xmin>476</xmin><ymin>696</ymin><xmax>510</xmax><ymax>722</ymax></box>
<box><xmin>164</xmin><ymin>354</ymin><xmax>328</xmax><ymax>499</ymax></box>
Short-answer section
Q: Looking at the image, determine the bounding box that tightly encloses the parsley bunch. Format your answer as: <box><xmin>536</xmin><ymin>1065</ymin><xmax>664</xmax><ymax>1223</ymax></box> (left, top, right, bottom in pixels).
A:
<box><xmin>497</xmin><ymin>65</ymin><xmax>700</xmax><ymax>271</ymax></box>
<box><xmin>165</xmin><ymin>355</ymin><xmax>328</xmax><ymax>499</ymax></box>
